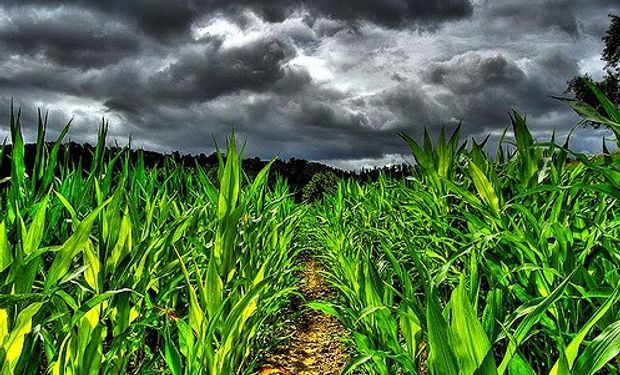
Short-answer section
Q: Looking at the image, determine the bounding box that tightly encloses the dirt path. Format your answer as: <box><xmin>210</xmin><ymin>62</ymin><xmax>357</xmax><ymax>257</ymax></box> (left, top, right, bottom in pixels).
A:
<box><xmin>261</xmin><ymin>258</ymin><xmax>350</xmax><ymax>375</ymax></box>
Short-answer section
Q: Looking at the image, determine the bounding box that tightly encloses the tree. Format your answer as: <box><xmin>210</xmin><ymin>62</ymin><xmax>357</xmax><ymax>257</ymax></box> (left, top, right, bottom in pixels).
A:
<box><xmin>302</xmin><ymin>171</ymin><xmax>339</xmax><ymax>202</ymax></box>
<box><xmin>602</xmin><ymin>14</ymin><xmax>620</xmax><ymax>75</ymax></box>
<box><xmin>567</xmin><ymin>14</ymin><xmax>620</xmax><ymax>120</ymax></box>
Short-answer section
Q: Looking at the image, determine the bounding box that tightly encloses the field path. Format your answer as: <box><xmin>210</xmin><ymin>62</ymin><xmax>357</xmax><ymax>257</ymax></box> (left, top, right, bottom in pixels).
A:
<box><xmin>261</xmin><ymin>258</ymin><xmax>350</xmax><ymax>374</ymax></box>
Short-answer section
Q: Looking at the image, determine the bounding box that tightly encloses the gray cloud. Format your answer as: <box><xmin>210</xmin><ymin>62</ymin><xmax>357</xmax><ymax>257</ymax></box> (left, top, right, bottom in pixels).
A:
<box><xmin>1</xmin><ymin>1</ymin><xmax>199</xmax><ymax>40</ymax></box>
<box><xmin>417</xmin><ymin>50</ymin><xmax>582</xmax><ymax>135</ymax></box>
<box><xmin>481</xmin><ymin>0</ymin><xmax>620</xmax><ymax>37</ymax></box>
<box><xmin>486</xmin><ymin>0</ymin><xmax>581</xmax><ymax>35</ymax></box>
<box><xmin>2</xmin><ymin>0</ymin><xmax>474</xmax><ymax>41</ymax></box>
<box><xmin>0</xmin><ymin>0</ymin><xmax>619</xmax><ymax>169</ymax></box>
<box><xmin>208</xmin><ymin>0</ymin><xmax>474</xmax><ymax>28</ymax></box>
<box><xmin>0</xmin><ymin>7</ymin><xmax>140</xmax><ymax>69</ymax></box>
<box><xmin>147</xmin><ymin>38</ymin><xmax>299</xmax><ymax>103</ymax></box>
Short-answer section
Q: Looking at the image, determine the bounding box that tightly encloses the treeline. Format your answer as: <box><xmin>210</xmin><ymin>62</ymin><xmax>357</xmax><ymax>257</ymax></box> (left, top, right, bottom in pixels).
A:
<box><xmin>0</xmin><ymin>141</ymin><xmax>412</xmax><ymax>201</ymax></box>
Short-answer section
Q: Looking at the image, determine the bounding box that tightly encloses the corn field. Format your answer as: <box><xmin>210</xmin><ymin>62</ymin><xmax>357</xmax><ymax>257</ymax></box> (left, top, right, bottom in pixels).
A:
<box><xmin>0</xmin><ymin>84</ymin><xmax>619</xmax><ymax>374</ymax></box>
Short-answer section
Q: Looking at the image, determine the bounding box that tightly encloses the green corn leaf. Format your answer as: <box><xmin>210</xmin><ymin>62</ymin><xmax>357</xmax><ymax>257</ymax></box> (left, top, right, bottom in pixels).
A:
<box><xmin>400</xmin><ymin>132</ymin><xmax>441</xmax><ymax>188</ymax></box>
<box><xmin>69</xmin><ymin>289</ymin><xmax>131</xmax><ymax>327</ymax></box>
<box><xmin>205</xmin><ymin>257</ymin><xmax>222</xmax><ymax>320</ymax></box>
<box><xmin>449</xmin><ymin>278</ymin><xmax>497</xmax><ymax>374</ymax></box>
<box><xmin>0</xmin><ymin>308</ymin><xmax>8</xmax><ymax>346</ymax></box>
<box><xmin>563</xmin><ymin>99</ymin><xmax>620</xmax><ymax>135</ymax></box>
<box><xmin>469</xmin><ymin>161</ymin><xmax>500</xmax><ymax>213</ymax></box>
<box><xmin>42</xmin><ymin>121</ymin><xmax>71</xmax><ymax>189</ymax></box>
<box><xmin>105</xmin><ymin>212</ymin><xmax>132</xmax><ymax>274</ymax></box>
<box><xmin>45</xmin><ymin>198</ymin><xmax>111</xmax><ymax>292</ymax></box>
<box><xmin>165</xmin><ymin>327</ymin><xmax>183</xmax><ymax>375</ymax></box>
<box><xmin>342</xmin><ymin>354</ymin><xmax>374</xmax><ymax>375</ymax></box>
<box><xmin>307</xmin><ymin>301</ymin><xmax>342</xmax><ymax>321</ymax></box>
<box><xmin>572</xmin><ymin>320</ymin><xmax>620</xmax><ymax>375</ymax></box>
<box><xmin>81</xmin><ymin>324</ymin><xmax>105</xmax><ymax>375</ymax></box>
<box><xmin>554</xmin><ymin>345</ymin><xmax>571</xmax><ymax>375</ymax></box>
<box><xmin>426</xmin><ymin>289</ymin><xmax>459</xmax><ymax>375</ymax></box>
<box><xmin>498</xmin><ymin>271</ymin><xmax>575</xmax><ymax>374</ymax></box>
<box><xmin>9</xmin><ymin>105</ymin><xmax>26</xmax><ymax>199</ymax></box>
<box><xmin>214</xmin><ymin>278</ymin><xmax>272</xmax><ymax>372</ymax></box>
<box><xmin>31</xmin><ymin>109</ymin><xmax>46</xmax><ymax>188</ymax></box>
<box><xmin>175</xmin><ymin>250</ymin><xmax>205</xmax><ymax>335</ymax></box>
<box><xmin>1</xmin><ymin>302</ymin><xmax>43</xmax><ymax>373</ymax></box>
<box><xmin>550</xmin><ymin>289</ymin><xmax>619</xmax><ymax>374</ymax></box>
<box><xmin>0</xmin><ymin>221</ymin><xmax>12</xmax><ymax>273</ymax></box>
<box><xmin>511</xmin><ymin>111</ymin><xmax>538</xmax><ymax>186</ymax></box>
<box><xmin>585</xmin><ymin>79</ymin><xmax>620</xmax><ymax>124</ymax></box>
<box><xmin>507</xmin><ymin>353</ymin><xmax>537</xmax><ymax>375</ymax></box>
<box><xmin>23</xmin><ymin>195</ymin><xmax>49</xmax><ymax>255</ymax></box>
<box><xmin>398</xmin><ymin>304</ymin><xmax>421</xmax><ymax>359</ymax></box>
<box><xmin>82</xmin><ymin>241</ymin><xmax>101</xmax><ymax>293</ymax></box>
<box><xmin>176</xmin><ymin>319</ymin><xmax>195</xmax><ymax>362</ymax></box>
<box><xmin>53</xmin><ymin>191</ymin><xmax>78</xmax><ymax>228</ymax></box>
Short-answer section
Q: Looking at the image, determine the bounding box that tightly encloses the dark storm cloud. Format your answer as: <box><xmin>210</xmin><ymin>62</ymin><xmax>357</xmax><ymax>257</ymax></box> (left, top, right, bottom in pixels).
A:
<box><xmin>424</xmin><ymin>54</ymin><xmax>526</xmax><ymax>94</ymax></box>
<box><xmin>2</xmin><ymin>0</ymin><xmax>474</xmax><ymax>43</ymax></box>
<box><xmin>0</xmin><ymin>34</ymin><xmax>303</xmax><ymax>112</ymax></box>
<box><xmin>0</xmin><ymin>0</ymin><xmax>618</xmax><ymax>168</ymax></box>
<box><xmin>0</xmin><ymin>8</ymin><xmax>140</xmax><ymax>69</ymax></box>
<box><xmin>483</xmin><ymin>0</ymin><xmax>620</xmax><ymax>37</ymax></box>
<box><xmin>99</xmin><ymin>36</ymin><xmax>308</xmax><ymax>119</ymax></box>
<box><xmin>148</xmin><ymin>38</ymin><xmax>298</xmax><ymax>103</ymax></box>
<box><xmin>208</xmin><ymin>0</ymin><xmax>474</xmax><ymax>28</ymax></box>
<box><xmin>1</xmin><ymin>0</ymin><xmax>199</xmax><ymax>40</ymax></box>
<box><xmin>416</xmin><ymin>50</ymin><xmax>582</xmax><ymax>134</ymax></box>
<box><xmin>376</xmin><ymin>83</ymin><xmax>446</xmax><ymax>128</ymax></box>
<box><xmin>236</xmin><ymin>94</ymin><xmax>408</xmax><ymax>160</ymax></box>
<box><xmin>486</xmin><ymin>0</ymin><xmax>581</xmax><ymax>35</ymax></box>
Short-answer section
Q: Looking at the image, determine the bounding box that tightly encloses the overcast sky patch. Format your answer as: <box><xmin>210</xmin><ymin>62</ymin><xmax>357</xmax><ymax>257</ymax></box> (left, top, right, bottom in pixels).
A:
<box><xmin>0</xmin><ymin>0</ymin><xmax>619</xmax><ymax>169</ymax></box>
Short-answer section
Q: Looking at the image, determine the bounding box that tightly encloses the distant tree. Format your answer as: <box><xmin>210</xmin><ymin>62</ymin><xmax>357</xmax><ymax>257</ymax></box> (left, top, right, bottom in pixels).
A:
<box><xmin>567</xmin><ymin>14</ymin><xmax>620</xmax><ymax>122</ymax></box>
<box><xmin>602</xmin><ymin>14</ymin><xmax>620</xmax><ymax>74</ymax></box>
<box><xmin>302</xmin><ymin>171</ymin><xmax>339</xmax><ymax>202</ymax></box>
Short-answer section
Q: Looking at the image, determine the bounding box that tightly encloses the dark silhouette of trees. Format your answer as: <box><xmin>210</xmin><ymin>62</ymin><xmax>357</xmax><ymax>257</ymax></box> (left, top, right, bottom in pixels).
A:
<box><xmin>0</xmin><ymin>141</ymin><xmax>361</xmax><ymax>201</ymax></box>
<box><xmin>1</xmin><ymin>139</ymin><xmax>419</xmax><ymax>202</ymax></box>
<box><xmin>602</xmin><ymin>14</ymin><xmax>620</xmax><ymax>75</ymax></box>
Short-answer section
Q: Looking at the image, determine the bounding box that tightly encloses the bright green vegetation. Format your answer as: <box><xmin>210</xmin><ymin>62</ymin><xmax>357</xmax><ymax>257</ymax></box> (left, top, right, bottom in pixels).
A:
<box><xmin>309</xmin><ymin>84</ymin><xmax>620</xmax><ymax>374</ymax></box>
<box><xmin>0</xmin><ymin>109</ymin><xmax>301</xmax><ymax>374</ymax></box>
<box><xmin>1</xmin><ymin>83</ymin><xmax>620</xmax><ymax>374</ymax></box>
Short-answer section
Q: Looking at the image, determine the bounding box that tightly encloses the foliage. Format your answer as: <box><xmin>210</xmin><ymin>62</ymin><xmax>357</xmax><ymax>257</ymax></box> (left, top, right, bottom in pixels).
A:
<box><xmin>2</xmin><ymin>79</ymin><xmax>620</xmax><ymax>375</ymax></box>
<box><xmin>603</xmin><ymin>14</ymin><xmax>620</xmax><ymax>76</ymax></box>
<box><xmin>309</xmin><ymin>84</ymin><xmax>620</xmax><ymax>374</ymax></box>
<box><xmin>0</xmin><ymin>113</ymin><xmax>301</xmax><ymax>374</ymax></box>
<box><xmin>302</xmin><ymin>171</ymin><xmax>340</xmax><ymax>202</ymax></box>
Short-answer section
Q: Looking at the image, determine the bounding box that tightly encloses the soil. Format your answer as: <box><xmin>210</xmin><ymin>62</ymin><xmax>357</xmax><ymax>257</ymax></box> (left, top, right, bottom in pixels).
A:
<box><xmin>260</xmin><ymin>258</ymin><xmax>350</xmax><ymax>375</ymax></box>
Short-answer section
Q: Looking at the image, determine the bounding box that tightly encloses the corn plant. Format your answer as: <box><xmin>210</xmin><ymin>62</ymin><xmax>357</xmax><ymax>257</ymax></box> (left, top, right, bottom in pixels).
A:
<box><xmin>0</xmin><ymin>110</ymin><xmax>300</xmax><ymax>374</ymax></box>
<box><xmin>310</xmin><ymin>85</ymin><xmax>620</xmax><ymax>374</ymax></box>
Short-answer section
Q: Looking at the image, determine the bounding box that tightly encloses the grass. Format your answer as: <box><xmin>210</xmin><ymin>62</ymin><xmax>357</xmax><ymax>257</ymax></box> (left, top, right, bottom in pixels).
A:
<box><xmin>0</xmin><ymin>81</ymin><xmax>619</xmax><ymax>374</ymax></box>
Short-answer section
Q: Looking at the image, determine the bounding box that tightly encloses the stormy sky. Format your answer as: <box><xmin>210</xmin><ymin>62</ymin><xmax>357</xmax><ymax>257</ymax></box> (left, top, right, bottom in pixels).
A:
<box><xmin>0</xmin><ymin>1</ymin><xmax>619</xmax><ymax>169</ymax></box>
